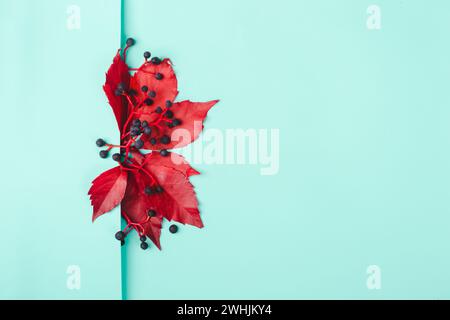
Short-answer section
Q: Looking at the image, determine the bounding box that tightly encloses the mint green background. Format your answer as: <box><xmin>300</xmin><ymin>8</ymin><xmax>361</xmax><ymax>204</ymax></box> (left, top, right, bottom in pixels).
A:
<box><xmin>0</xmin><ymin>0</ymin><xmax>122</xmax><ymax>299</ymax></box>
<box><xmin>2</xmin><ymin>0</ymin><xmax>450</xmax><ymax>300</ymax></box>
<box><xmin>122</xmin><ymin>0</ymin><xmax>450</xmax><ymax>299</ymax></box>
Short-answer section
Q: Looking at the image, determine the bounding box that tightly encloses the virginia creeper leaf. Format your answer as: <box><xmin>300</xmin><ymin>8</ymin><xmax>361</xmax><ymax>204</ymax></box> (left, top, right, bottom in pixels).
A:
<box><xmin>121</xmin><ymin>169</ymin><xmax>163</xmax><ymax>249</ymax></box>
<box><xmin>141</xmin><ymin>152</ymin><xmax>203</xmax><ymax>227</ymax></box>
<box><xmin>138</xmin><ymin>100</ymin><xmax>219</xmax><ymax>150</ymax></box>
<box><xmin>89</xmin><ymin>166</ymin><xmax>128</xmax><ymax>222</ymax></box>
<box><xmin>103</xmin><ymin>52</ymin><xmax>131</xmax><ymax>132</ymax></box>
<box><xmin>129</xmin><ymin>59</ymin><xmax>178</xmax><ymax>110</ymax></box>
<box><xmin>145</xmin><ymin>151</ymin><xmax>200</xmax><ymax>177</ymax></box>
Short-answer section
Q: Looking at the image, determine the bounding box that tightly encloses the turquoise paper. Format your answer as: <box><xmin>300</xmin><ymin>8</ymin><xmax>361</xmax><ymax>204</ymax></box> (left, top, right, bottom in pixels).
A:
<box><xmin>2</xmin><ymin>0</ymin><xmax>450</xmax><ymax>300</ymax></box>
<box><xmin>0</xmin><ymin>0</ymin><xmax>122</xmax><ymax>299</ymax></box>
<box><xmin>122</xmin><ymin>0</ymin><xmax>450</xmax><ymax>299</ymax></box>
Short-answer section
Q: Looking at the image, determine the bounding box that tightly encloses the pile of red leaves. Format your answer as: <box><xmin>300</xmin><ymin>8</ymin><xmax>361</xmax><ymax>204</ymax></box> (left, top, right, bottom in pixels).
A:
<box><xmin>88</xmin><ymin>38</ymin><xmax>218</xmax><ymax>249</ymax></box>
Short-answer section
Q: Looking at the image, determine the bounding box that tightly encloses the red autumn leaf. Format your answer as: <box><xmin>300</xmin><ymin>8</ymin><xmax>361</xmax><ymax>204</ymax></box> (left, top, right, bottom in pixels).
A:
<box><xmin>140</xmin><ymin>152</ymin><xmax>203</xmax><ymax>228</ymax></box>
<box><xmin>145</xmin><ymin>151</ymin><xmax>200</xmax><ymax>177</ymax></box>
<box><xmin>128</xmin><ymin>151</ymin><xmax>203</xmax><ymax>228</ymax></box>
<box><xmin>149</xmin><ymin>165</ymin><xmax>202</xmax><ymax>228</ymax></box>
<box><xmin>103</xmin><ymin>52</ymin><xmax>131</xmax><ymax>132</ymax></box>
<box><xmin>126</xmin><ymin>58</ymin><xmax>218</xmax><ymax>150</ymax></box>
<box><xmin>88</xmin><ymin>166</ymin><xmax>128</xmax><ymax>222</ymax></box>
<box><xmin>142</xmin><ymin>217</ymin><xmax>162</xmax><ymax>249</ymax></box>
<box><xmin>137</xmin><ymin>100</ymin><xmax>219</xmax><ymax>150</ymax></box>
<box><xmin>129</xmin><ymin>59</ymin><xmax>178</xmax><ymax>110</ymax></box>
<box><xmin>121</xmin><ymin>169</ymin><xmax>163</xmax><ymax>249</ymax></box>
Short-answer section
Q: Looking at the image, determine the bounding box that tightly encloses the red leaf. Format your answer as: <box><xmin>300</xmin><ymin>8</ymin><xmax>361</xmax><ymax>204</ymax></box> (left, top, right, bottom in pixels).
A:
<box><xmin>142</xmin><ymin>217</ymin><xmax>162</xmax><ymax>250</ymax></box>
<box><xmin>139</xmin><ymin>100</ymin><xmax>219</xmax><ymax>150</ymax></box>
<box><xmin>145</xmin><ymin>151</ymin><xmax>200</xmax><ymax>177</ymax></box>
<box><xmin>129</xmin><ymin>59</ymin><xmax>178</xmax><ymax>110</ymax></box>
<box><xmin>127</xmin><ymin>151</ymin><xmax>202</xmax><ymax>227</ymax></box>
<box><xmin>88</xmin><ymin>166</ymin><xmax>128</xmax><ymax>222</ymax></box>
<box><xmin>121</xmin><ymin>170</ymin><xmax>163</xmax><ymax>249</ymax></box>
<box><xmin>150</xmin><ymin>165</ymin><xmax>203</xmax><ymax>228</ymax></box>
<box><xmin>103</xmin><ymin>52</ymin><xmax>131</xmax><ymax>132</ymax></box>
<box><xmin>140</xmin><ymin>152</ymin><xmax>203</xmax><ymax>227</ymax></box>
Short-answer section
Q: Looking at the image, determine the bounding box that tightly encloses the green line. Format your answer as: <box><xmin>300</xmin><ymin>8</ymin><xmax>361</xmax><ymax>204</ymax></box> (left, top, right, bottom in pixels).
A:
<box><xmin>120</xmin><ymin>0</ymin><xmax>128</xmax><ymax>301</ymax></box>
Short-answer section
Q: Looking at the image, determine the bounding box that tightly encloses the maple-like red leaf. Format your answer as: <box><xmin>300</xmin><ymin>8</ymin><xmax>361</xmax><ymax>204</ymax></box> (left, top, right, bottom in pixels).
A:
<box><xmin>145</xmin><ymin>151</ymin><xmax>200</xmax><ymax>177</ymax></box>
<box><xmin>128</xmin><ymin>59</ymin><xmax>218</xmax><ymax>150</ymax></box>
<box><xmin>88</xmin><ymin>166</ymin><xmax>128</xmax><ymax>222</ymax></box>
<box><xmin>128</xmin><ymin>151</ymin><xmax>203</xmax><ymax>228</ymax></box>
<box><xmin>148</xmin><ymin>163</ymin><xmax>203</xmax><ymax>228</ymax></box>
<box><xmin>103</xmin><ymin>52</ymin><xmax>131</xmax><ymax>132</ymax></box>
<box><xmin>129</xmin><ymin>59</ymin><xmax>178</xmax><ymax>110</ymax></box>
<box><xmin>142</xmin><ymin>153</ymin><xmax>202</xmax><ymax>228</ymax></box>
<box><xmin>121</xmin><ymin>169</ymin><xmax>163</xmax><ymax>249</ymax></box>
<box><xmin>138</xmin><ymin>100</ymin><xmax>219</xmax><ymax>150</ymax></box>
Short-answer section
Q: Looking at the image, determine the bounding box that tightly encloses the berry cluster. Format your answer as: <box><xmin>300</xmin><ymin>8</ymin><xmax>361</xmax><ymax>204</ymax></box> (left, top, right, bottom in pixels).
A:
<box><xmin>113</xmin><ymin>208</ymin><xmax>178</xmax><ymax>249</ymax></box>
<box><xmin>89</xmin><ymin>37</ymin><xmax>218</xmax><ymax>251</ymax></box>
<box><xmin>94</xmin><ymin>38</ymin><xmax>185</xmax><ymax>250</ymax></box>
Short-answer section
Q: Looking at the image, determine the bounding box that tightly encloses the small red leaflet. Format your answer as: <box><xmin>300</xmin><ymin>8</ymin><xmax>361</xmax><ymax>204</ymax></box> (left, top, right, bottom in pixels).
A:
<box><xmin>88</xmin><ymin>38</ymin><xmax>218</xmax><ymax>250</ymax></box>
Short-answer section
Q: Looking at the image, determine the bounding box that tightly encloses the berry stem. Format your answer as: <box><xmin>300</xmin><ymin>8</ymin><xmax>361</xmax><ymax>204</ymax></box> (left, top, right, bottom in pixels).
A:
<box><xmin>121</xmin><ymin>112</ymin><xmax>137</xmax><ymax>139</ymax></box>
<box><xmin>123</xmin><ymin>94</ymin><xmax>135</xmax><ymax>113</ymax></box>
<box><xmin>123</xmin><ymin>44</ymin><xmax>131</xmax><ymax>61</ymax></box>
<box><xmin>122</xmin><ymin>210</ymin><xmax>150</xmax><ymax>236</ymax></box>
<box><xmin>106</xmin><ymin>143</ymin><xmax>128</xmax><ymax>149</ymax></box>
<box><xmin>127</xmin><ymin>163</ymin><xmax>157</xmax><ymax>185</ymax></box>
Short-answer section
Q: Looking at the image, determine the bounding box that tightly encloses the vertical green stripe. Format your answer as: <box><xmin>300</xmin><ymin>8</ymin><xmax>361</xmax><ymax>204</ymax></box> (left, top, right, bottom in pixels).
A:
<box><xmin>120</xmin><ymin>0</ymin><xmax>128</xmax><ymax>301</ymax></box>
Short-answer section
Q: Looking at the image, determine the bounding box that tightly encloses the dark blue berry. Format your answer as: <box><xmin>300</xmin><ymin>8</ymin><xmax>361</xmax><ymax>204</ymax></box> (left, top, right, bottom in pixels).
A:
<box><xmin>130</xmin><ymin>129</ymin><xmax>139</xmax><ymax>137</ymax></box>
<box><xmin>155</xmin><ymin>186</ymin><xmax>164</xmax><ymax>193</ymax></box>
<box><xmin>165</xmin><ymin>110</ymin><xmax>174</xmax><ymax>119</ymax></box>
<box><xmin>115</xmin><ymin>83</ymin><xmax>125</xmax><ymax>95</ymax></box>
<box><xmin>172</xmin><ymin>119</ymin><xmax>182</xmax><ymax>126</ymax></box>
<box><xmin>140</xmin><ymin>242</ymin><xmax>149</xmax><ymax>250</ymax></box>
<box><xmin>130</xmin><ymin>126</ymin><xmax>141</xmax><ymax>136</ymax></box>
<box><xmin>141</xmin><ymin>85</ymin><xmax>148</xmax><ymax>92</ymax></box>
<box><xmin>132</xmin><ymin>119</ymin><xmax>141</xmax><ymax>126</ymax></box>
<box><xmin>165</xmin><ymin>100</ymin><xmax>173</xmax><ymax>108</ymax></box>
<box><xmin>112</xmin><ymin>153</ymin><xmax>121</xmax><ymax>162</ymax></box>
<box><xmin>147</xmin><ymin>209</ymin><xmax>157</xmax><ymax>217</ymax></box>
<box><xmin>151</xmin><ymin>57</ymin><xmax>161</xmax><ymax>65</ymax></box>
<box><xmin>160</xmin><ymin>135</ymin><xmax>170</xmax><ymax>144</ymax></box>
<box><xmin>169</xmin><ymin>225</ymin><xmax>178</xmax><ymax>234</ymax></box>
<box><xmin>150</xmin><ymin>138</ymin><xmax>157</xmax><ymax>145</ymax></box>
<box><xmin>160</xmin><ymin>149</ymin><xmax>169</xmax><ymax>157</ymax></box>
<box><xmin>135</xmin><ymin>139</ymin><xmax>144</xmax><ymax>149</ymax></box>
<box><xmin>155</xmin><ymin>106</ymin><xmax>162</xmax><ymax>114</ymax></box>
<box><xmin>142</xmin><ymin>120</ymin><xmax>148</xmax><ymax>127</ymax></box>
<box><xmin>148</xmin><ymin>90</ymin><xmax>156</xmax><ymax>98</ymax></box>
<box><xmin>140</xmin><ymin>235</ymin><xmax>147</xmax><ymax>242</ymax></box>
<box><xmin>155</xmin><ymin>73</ymin><xmax>163</xmax><ymax>80</ymax></box>
<box><xmin>115</xmin><ymin>231</ymin><xmax>125</xmax><ymax>241</ymax></box>
<box><xmin>96</xmin><ymin>138</ymin><xmax>106</xmax><ymax>147</ymax></box>
<box><xmin>145</xmin><ymin>98</ymin><xmax>154</xmax><ymax>106</ymax></box>
<box><xmin>144</xmin><ymin>186</ymin><xmax>153</xmax><ymax>195</ymax></box>
<box><xmin>144</xmin><ymin>127</ymin><xmax>152</xmax><ymax>135</ymax></box>
<box><xmin>126</xmin><ymin>38</ymin><xmax>135</xmax><ymax>46</ymax></box>
<box><xmin>143</xmin><ymin>51</ymin><xmax>151</xmax><ymax>59</ymax></box>
<box><xmin>99</xmin><ymin>150</ymin><xmax>108</xmax><ymax>158</ymax></box>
